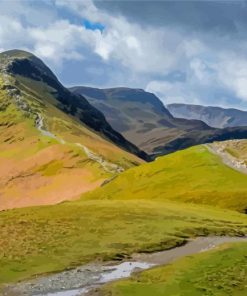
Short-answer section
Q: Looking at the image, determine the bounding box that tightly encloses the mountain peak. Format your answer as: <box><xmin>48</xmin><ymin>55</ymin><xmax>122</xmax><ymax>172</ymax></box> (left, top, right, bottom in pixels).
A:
<box><xmin>0</xmin><ymin>49</ymin><xmax>45</xmax><ymax>70</ymax></box>
<box><xmin>0</xmin><ymin>49</ymin><xmax>57</xmax><ymax>87</ymax></box>
<box><xmin>0</xmin><ymin>49</ymin><xmax>35</xmax><ymax>59</ymax></box>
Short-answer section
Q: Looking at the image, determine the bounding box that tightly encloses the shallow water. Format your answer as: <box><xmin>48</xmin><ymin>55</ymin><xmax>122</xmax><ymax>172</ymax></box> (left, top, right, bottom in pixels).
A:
<box><xmin>99</xmin><ymin>261</ymin><xmax>154</xmax><ymax>283</ymax></box>
<box><xmin>42</xmin><ymin>289</ymin><xmax>88</xmax><ymax>296</ymax></box>
<box><xmin>38</xmin><ymin>262</ymin><xmax>154</xmax><ymax>296</ymax></box>
<box><xmin>5</xmin><ymin>236</ymin><xmax>247</xmax><ymax>296</ymax></box>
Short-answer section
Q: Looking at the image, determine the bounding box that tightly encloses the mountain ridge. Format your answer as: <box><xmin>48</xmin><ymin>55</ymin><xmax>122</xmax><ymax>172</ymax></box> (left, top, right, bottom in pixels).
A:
<box><xmin>167</xmin><ymin>103</ymin><xmax>247</xmax><ymax>128</ymax></box>
<box><xmin>70</xmin><ymin>86</ymin><xmax>247</xmax><ymax>156</ymax></box>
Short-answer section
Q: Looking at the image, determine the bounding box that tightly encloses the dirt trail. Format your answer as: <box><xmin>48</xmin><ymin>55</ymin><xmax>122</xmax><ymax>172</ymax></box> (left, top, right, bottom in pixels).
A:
<box><xmin>205</xmin><ymin>143</ymin><xmax>247</xmax><ymax>175</ymax></box>
<box><xmin>3</xmin><ymin>236</ymin><xmax>247</xmax><ymax>296</ymax></box>
<box><xmin>35</xmin><ymin>115</ymin><xmax>124</xmax><ymax>174</ymax></box>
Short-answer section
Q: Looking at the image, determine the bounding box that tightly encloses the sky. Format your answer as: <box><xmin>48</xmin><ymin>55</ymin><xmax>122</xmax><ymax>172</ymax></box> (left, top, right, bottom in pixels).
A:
<box><xmin>1</xmin><ymin>0</ymin><xmax>247</xmax><ymax>109</ymax></box>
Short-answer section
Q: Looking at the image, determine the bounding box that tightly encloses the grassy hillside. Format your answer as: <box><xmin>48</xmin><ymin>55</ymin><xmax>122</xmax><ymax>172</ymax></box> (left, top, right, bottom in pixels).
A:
<box><xmin>0</xmin><ymin>199</ymin><xmax>247</xmax><ymax>285</ymax></box>
<box><xmin>100</xmin><ymin>242</ymin><xmax>247</xmax><ymax>296</ymax></box>
<box><xmin>1</xmin><ymin>50</ymin><xmax>148</xmax><ymax>160</ymax></box>
<box><xmin>85</xmin><ymin>145</ymin><xmax>247</xmax><ymax>212</ymax></box>
<box><xmin>0</xmin><ymin>68</ymin><xmax>143</xmax><ymax>210</ymax></box>
<box><xmin>1</xmin><ymin>49</ymin><xmax>247</xmax><ymax>295</ymax></box>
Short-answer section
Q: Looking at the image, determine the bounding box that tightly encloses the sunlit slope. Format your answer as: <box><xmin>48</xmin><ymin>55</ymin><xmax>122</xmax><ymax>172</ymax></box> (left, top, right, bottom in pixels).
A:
<box><xmin>85</xmin><ymin>145</ymin><xmax>247</xmax><ymax>211</ymax></box>
<box><xmin>0</xmin><ymin>73</ymin><xmax>143</xmax><ymax>210</ymax></box>
<box><xmin>101</xmin><ymin>242</ymin><xmax>247</xmax><ymax>296</ymax></box>
<box><xmin>0</xmin><ymin>199</ymin><xmax>247</xmax><ymax>284</ymax></box>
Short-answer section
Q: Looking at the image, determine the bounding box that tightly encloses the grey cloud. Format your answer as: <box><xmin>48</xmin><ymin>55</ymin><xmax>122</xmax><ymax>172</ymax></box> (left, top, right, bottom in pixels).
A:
<box><xmin>94</xmin><ymin>0</ymin><xmax>247</xmax><ymax>36</ymax></box>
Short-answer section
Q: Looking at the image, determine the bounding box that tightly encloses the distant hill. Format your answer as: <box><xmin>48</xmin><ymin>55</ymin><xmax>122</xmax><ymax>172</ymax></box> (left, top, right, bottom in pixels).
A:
<box><xmin>167</xmin><ymin>103</ymin><xmax>247</xmax><ymax>128</ymax></box>
<box><xmin>85</xmin><ymin>142</ymin><xmax>247</xmax><ymax>212</ymax></box>
<box><xmin>0</xmin><ymin>50</ymin><xmax>145</xmax><ymax>210</ymax></box>
<box><xmin>70</xmin><ymin>86</ymin><xmax>247</xmax><ymax>156</ymax></box>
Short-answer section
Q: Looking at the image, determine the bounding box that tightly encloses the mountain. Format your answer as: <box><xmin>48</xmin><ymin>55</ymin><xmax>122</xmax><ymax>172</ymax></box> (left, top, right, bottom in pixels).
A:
<box><xmin>70</xmin><ymin>86</ymin><xmax>247</xmax><ymax>156</ymax></box>
<box><xmin>1</xmin><ymin>50</ymin><xmax>148</xmax><ymax>160</ymax></box>
<box><xmin>167</xmin><ymin>103</ymin><xmax>247</xmax><ymax>128</ymax></box>
<box><xmin>0</xmin><ymin>50</ymin><xmax>145</xmax><ymax>210</ymax></box>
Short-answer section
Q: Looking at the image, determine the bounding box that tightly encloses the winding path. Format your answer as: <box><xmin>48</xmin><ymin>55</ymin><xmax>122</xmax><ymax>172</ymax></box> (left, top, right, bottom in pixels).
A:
<box><xmin>2</xmin><ymin>71</ymin><xmax>124</xmax><ymax>175</ymax></box>
<box><xmin>35</xmin><ymin>115</ymin><xmax>124</xmax><ymax>174</ymax></box>
<box><xmin>205</xmin><ymin>143</ymin><xmax>247</xmax><ymax>175</ymax></box>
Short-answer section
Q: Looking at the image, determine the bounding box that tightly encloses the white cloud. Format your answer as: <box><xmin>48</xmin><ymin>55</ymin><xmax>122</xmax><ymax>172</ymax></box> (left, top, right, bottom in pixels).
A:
<box><xmin>2</xmin><ymin>0</ymin><xmax>247</xmax><ymax>109</ymax></box>
<box><xmin>215</xmin><ymin>55</ymin><xmax>247</xmax><ymax>101</ymax></box>
<box><xmin>146</xmin><ymin>80</ymin><xmax>200</xmax><ymax>105</ymax></box>
<box><xmin>146</xmin><ymin>51</ymin><xmax>247</xmax><ymax>108</ymax></box>
<box><xmin>54</xmin><ymin>0</ymin><xmax>187</xmax><ymax>74</ymax></box>
<box><xmin>28</xmin><ymin>20</ymin><xmax>95</xmax><ymax>64</ymax></box>
<box><xmin>182</xmin><ymin>39</ymin><xmax>206</xmax><ymax>58</ymax></box>
<box><xmin>55</xmin><ymin>0</ymin><xmax>105</xmax><ymax>23</ymax></box>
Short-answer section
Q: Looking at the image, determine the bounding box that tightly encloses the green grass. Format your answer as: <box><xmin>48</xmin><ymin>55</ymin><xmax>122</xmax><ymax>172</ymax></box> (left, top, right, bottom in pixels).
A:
<box><xmin>101</xmin><ymin>242</ymin><xmax>247</xmax><ymax>296</ymax></box>
<box><xmin>0</xmin><ymin>199</ymin><xmax>247</xmax><ymax>285</ymax></box>
<box><xmin>85</xmin><ymin>145</ymin><xmax>247</xmax><ymax>212</ymax></box>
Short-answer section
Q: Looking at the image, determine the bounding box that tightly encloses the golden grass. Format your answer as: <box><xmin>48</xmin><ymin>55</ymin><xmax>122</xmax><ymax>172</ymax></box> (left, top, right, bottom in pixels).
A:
<box><xmin>84</xmin><ymin>145</ymin><xmax>247</xmax><ymax>212</ymax></box>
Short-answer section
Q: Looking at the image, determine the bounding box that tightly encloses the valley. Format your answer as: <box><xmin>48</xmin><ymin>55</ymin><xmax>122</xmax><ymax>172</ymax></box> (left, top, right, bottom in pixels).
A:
<box><xmin>2</xmin><ymin>1</ymin><xmax>247</xmax><ymax>295</ymax></box>
<box><xmin>71</xmin><ymin>86</ymin><xmax>247</xmax><ymax>156</ymax></box>
<box><xmin>4</xmin><ymin>237</ymin><xmax>247</xmax><ymax>295</ymax></box>
<box><xmin>1</xmin><ymin>139</ymin><xmax>247</xmax><ymax>294</ymax></box>
<box><xmin>1</xmin><ymin>199</ymin><xmax>247</xmax><ymax>289</ymax></box>
<box><xmin>1</xmin><ymin>49</ymin><xmax>247</xmax><ymax>296</ymax></box>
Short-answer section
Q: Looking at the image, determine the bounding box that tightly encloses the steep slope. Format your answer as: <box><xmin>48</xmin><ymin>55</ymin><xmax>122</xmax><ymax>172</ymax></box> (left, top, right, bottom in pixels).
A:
<box><xmin>85</xmin><ymin>143</ymin><xmax>247</xmax><ymax>212</ymax></box>
<box><xmin>1</xmin><ymin>50</ymin><xmax>148</xmax><ymax>160</ymax></box>
<box><xmin>70</xmin><ymin>86</ymin><xmax>247</xmax><ymax>156</ymax></box>
<box><xmin>0</xmin><ymin>50</ymin><xmax>145</xmax><ymax>210</ymax></box>
<box><xmin>167</xmin><ymin>103</ymin><xmax>247</xmax><ymax>128</ymax></box>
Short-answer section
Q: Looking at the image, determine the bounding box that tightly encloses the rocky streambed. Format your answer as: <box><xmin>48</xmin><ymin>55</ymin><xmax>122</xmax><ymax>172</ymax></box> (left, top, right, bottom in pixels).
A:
<box><xmin>3</xmin><ymin>236</ymin><xmax>247</xmax><ymax>296</ymax></box>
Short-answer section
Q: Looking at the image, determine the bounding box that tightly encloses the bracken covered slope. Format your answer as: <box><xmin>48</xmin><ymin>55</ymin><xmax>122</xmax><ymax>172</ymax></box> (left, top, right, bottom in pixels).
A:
<box><xmin>0</xmin><ymin>50</ymin><xmax>144</xmax><ymax>210</ymax></box>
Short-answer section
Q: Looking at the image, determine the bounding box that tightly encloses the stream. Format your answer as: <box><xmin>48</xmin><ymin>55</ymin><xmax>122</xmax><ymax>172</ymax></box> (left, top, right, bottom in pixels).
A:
<box><xmin>4</xmin><ymin>236</ymin><xmax>247</xmax><ymax>296</ymax></box>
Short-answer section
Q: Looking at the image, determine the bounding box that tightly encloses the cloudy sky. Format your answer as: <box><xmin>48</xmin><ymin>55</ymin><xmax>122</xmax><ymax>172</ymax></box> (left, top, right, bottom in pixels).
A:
<box><xmin>1</xmin><ymin>0</ymin><xmax>247</xmax><ymax>109</ymax></box>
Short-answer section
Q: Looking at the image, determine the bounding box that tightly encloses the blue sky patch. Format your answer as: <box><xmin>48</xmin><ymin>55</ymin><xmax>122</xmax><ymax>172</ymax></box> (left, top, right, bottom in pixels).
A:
<box><xmin>83</xmin><ymin>19</ymin><xmax>105</xmax><ymax>32</ymax></box>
